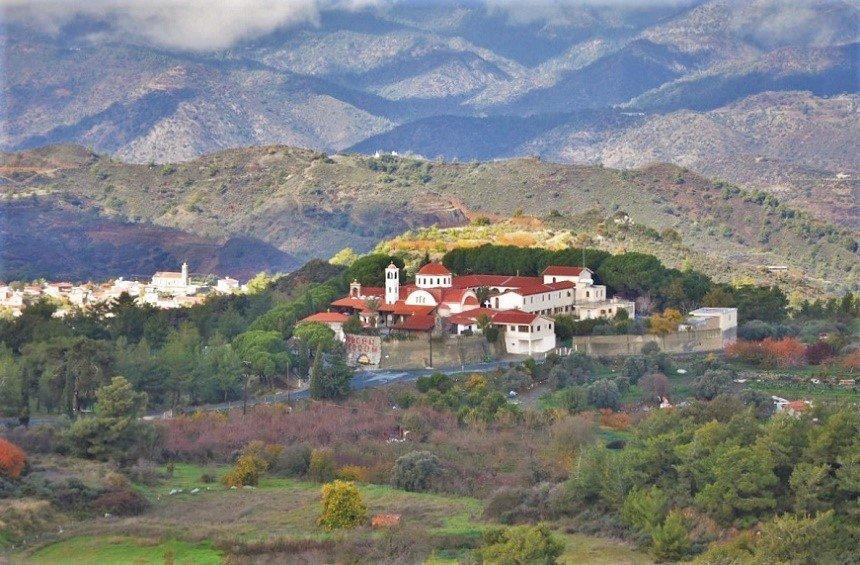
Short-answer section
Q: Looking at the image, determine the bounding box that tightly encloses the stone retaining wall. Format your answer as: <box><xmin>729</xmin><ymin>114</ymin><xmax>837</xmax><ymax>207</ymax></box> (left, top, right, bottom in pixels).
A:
<box><xmin>566</xmin><ymin>328</ymin><xmax>729</xmax><ymax>357</ymax></box>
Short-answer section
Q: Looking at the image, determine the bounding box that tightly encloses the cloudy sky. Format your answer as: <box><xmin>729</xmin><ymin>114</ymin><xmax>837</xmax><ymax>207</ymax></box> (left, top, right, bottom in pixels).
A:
<box><xmin>1</xmin><ymin>1</ymin><xmax>842</xmax><ymax>52</ymax></box>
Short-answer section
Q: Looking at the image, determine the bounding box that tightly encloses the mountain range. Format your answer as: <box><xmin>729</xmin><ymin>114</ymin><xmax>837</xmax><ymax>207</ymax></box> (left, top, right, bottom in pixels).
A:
<box><xmin>2</xmin><ymin>0</ymin><xmax>858</xmax><ymax>227</ymax></box>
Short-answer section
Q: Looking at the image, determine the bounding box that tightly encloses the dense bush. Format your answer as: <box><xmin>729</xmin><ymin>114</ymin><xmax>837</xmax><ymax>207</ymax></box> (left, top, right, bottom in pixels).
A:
<box><xmin>91</xmin><ymin>486</ymin><xmax>150</xmax><ymax>516</ymax></box>
<box><xmin>484</xmin><ymin>484</ymin><xmax>556</xmax><ymax>525</ymax></box>
<box><xmin>317</xmin><ymin>480</ymin><xmax>367</xmax><ymax>530</ymax></box>
<box><xmin>415</xmin><ymin>373</ymin><xmax>452</xmax><ymax>393</ymax></box>
<box><xmin>651</xmin><ymin>510</ymin><xmax>691</xmax><ymax>561</ymax></box>
<box><xmin>805</xmin><ymin>340</ymin><xmax>837</xmax><ymax>365</ymax></box>
<box><xmin>48</xmin><ymin>478</ymin><xmax>104</xmax><ymax>514</ymax></box>
<box><xmin>222</xmin><ymin>453</ymin><xmax>268</xmax><ymax>487</ymax></box>
<box><xmin>620</xmin><ymin>487</ymin><xmax>668</xmax><ymax>535</ymax></box>
<box><xmin>476</xmin><ymin>524</ymin><xmax>564</xmax><ymax>564</ymax></box>
<box><xmin>309</xmin><ymin>449</ymin><xmax>336</xmax><ymax>483</ymax></box>
<box><xmin>587</xmin><ymin>379</ymin><xmax>620</xmax><ymax>410</ymax></box>
<box><xmin>2</xmin><ymin>424</ymin><xmax>64</xmax><ymax>454</ymax></box>
<box><xmin>392</xmin><ymin>450</ymin><xmax>442</xmax><ymax>492</ymax></box>
<box><xmin>126</xmin><ymin>460</ymin><xmax>167</xmax><ymax>486</ymax></box>
<box><xmin>691</xmin><ymin>370</ymin><xmax>733</xmax><ymax>401</ymax></box>
<box><xmin>726</xmin><ymin>337</ymin><xmax>807</xmax><ymax>368</ymax></box>
<box><xmin>737</xmin><ymin>320</ymin><xmax>796</xmax><ymax>341</ymax></box>
<box><xmin>272</xmin><ymin>443</ymin><xmax>312</xmax><ymax>477</ymax></box>
<box><xmin>0</xmin><ymin>437</ymin><xmax>26</xmax><ymax>479</ymax></box>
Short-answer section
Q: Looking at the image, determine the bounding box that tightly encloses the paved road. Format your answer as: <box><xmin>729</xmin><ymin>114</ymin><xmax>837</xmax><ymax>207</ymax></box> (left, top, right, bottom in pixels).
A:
<box><xmin>2</xmin><ymin>360</ymin><xmax>518</xmax><ymax>426</ymax></box>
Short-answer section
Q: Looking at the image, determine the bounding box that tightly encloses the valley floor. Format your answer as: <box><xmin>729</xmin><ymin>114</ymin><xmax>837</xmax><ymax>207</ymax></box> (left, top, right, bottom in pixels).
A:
<box><xmin>10</xmin><ymin>462</ymin><xmax>651</xmax><ymax>564</ymax></box>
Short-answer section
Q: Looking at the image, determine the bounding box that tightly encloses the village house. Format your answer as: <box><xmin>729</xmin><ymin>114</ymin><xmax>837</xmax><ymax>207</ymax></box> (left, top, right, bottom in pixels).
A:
<box><xmin>1</xmin><ymin>263</ymin><xmax>246</xmax><ymax>316</ymax></box>
<box><xmin>680</xmin><ymin>307</ymin><xmax>739</xmax><ymax>344</ymax></box>
<box><xmin>303</xmin><ymin>261</ymin><xmax>638</xmax><ymax>356</ymax></box>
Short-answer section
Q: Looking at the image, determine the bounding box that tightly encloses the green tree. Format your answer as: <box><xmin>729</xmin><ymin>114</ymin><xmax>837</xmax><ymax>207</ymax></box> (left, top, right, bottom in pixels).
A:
<box><xmin>293</xmin><ymin>322</ymin><xmax>336</xmax><ymax>352</ymax></box>
<box><xmin>650</xmin><ymin>510</ymin><xmax>691</xmax><ymax>561</ymax></box>
<box><xmin>733</xmin><ymin>285</ymin><xmax>788</xmax><ymax>323</ymax></box>
<box><xmin>790</xmin><ymin>462</ymin><xmax>835</xmax><ymax>514</ymax></box>
<box><xmin>754</xmin><ymin>511</ymin><xmax>843</xmax><ymax>564</ymax></box>
<box><xmin>621</xmin><ymin>486</ymin><xmax>669</xmax><ymax>535</ymax></box>
<box><xmin>66</xmin><ymin>377</ymin><xmax>154</xmax><ymax>463</ymax></box>
<box><xmin>344</xmin><ymin>254</ymin><xmax>405</xmax><ymax>287</ymax></box>
<box><xmin>597</xmin><ymin>252</ymin><xmax>668</xmax><ymax>297</ymax></box>
<box><xmin>233</xmin><ymin>330</ymin><xmax>290</xmax><ymax>390</ymax></box>
<box><xmin>246</xmin><ymin>272</ymin><xmax>275</xmax><ymax>294</ymax></box>
<box><xmin>20</xmin><ymin>337</ymin><xmax>114</xmax><ymax>416</ymax></box>
<box><xmin>695</xmin><ymin>445</ymin><xmax>778</xmax><ymax>525</ymax></box>
<box><xmin>702</xmin><ymin>285</ymin><xmax>735</xmax><ymax>308</ymax></box>
<box><xmin>308</xmin><ymin>350</ymin><xmax>352</xmax><ymax>400</ymax></box>
<box><xmin>198</xmin><ymin>337</ymin><xmax>243</xmax><ymax>403</ymax></box>
<box><xmin>159</xmin><ymin>324</ymin><xmax>203</xmax><ymax>405</ymax></box>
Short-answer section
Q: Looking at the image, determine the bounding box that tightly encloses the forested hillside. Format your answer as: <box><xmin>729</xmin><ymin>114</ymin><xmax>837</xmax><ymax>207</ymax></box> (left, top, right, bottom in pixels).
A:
<box><xmin>2</xmin><ymin>145</ymin><xmax>856</xmax><ymax>294</ymax></box>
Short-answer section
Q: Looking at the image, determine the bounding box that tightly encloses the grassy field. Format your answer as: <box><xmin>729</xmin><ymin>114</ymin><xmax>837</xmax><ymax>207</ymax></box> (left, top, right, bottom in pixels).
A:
<box><xmin>13</xmin><ymin>462</ymin><xmax>651</xmax><ymax>564</ymax></box>
<box><xmin>24</xmin><ymin>537</ymin><xmax>222</xmax><ymax>565</ymax></box>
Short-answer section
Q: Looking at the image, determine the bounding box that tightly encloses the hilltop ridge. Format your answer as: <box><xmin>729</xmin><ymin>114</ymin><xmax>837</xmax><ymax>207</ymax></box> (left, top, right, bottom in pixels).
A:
<box><xmin>1</xmin><ymin>145</ymin><xmax>856</xmax><ymax>293</ymax></box>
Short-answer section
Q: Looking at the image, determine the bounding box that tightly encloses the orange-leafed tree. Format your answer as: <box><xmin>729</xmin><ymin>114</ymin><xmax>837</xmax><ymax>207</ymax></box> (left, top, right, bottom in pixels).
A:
<box><xmin>0</xmin><ymin>437</ymin><xmax>26</xmax><ymax>479</ymax></box>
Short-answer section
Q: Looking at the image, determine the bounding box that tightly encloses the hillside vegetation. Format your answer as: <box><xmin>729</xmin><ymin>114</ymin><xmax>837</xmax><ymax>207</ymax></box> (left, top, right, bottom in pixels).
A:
<box><xmin>1</xmin><ymin>145</ymin><xmax>856</xmax><ymax>293</ymax></box>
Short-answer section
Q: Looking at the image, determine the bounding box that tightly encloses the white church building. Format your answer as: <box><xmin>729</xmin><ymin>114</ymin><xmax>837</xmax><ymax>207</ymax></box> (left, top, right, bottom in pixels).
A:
<box><xmin>304</xmin><ymin>261</ymin><xmax>636</xmax><ymax>356</ymax></box>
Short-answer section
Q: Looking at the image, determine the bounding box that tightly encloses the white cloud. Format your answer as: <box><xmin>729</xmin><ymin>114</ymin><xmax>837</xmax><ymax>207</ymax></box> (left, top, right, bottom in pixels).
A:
<box><xmin>1</xmin><ymin>0</ymin><xmax>380</xmax><ymax>51</ymax></box>
<box><xmin>483</xmin><ymin>0</ymin><xmax>695</xmax><ymax>26</ymax></box>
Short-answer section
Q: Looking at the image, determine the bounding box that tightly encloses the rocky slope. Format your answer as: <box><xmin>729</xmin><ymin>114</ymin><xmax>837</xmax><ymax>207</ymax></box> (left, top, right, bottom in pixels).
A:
<box><xmin>2</xmin><ymin>1</ymin><xmax>857</xmax><ymax>226</ymax></box>
<box><xmin>1</xmin><ymin>145</ymin><xmax>856</xmax><ymax>293</ymax></box>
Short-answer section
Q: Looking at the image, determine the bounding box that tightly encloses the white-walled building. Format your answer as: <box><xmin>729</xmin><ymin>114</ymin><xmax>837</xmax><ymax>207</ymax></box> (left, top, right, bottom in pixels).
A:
<box><xmin>680</xmin><ymin>307</ymin><xmax>738</xmax><ymax>344</ymax></box>
<box><xmin>151</xmin><ymin>262</ymin><xmax>190</xmax><ymax>291</ymax></box>
<box><xmin>494</xmin><ymin>310</ymin><xmax>556</xmax><ymax>355</ymax></box>
<box><xmin>298</xmin><ymin>311</ymin><xmax>350</xmax><ymax>341</ymax></box>
<box><xmin>446</xmin><ymin>308</ymin><xmax>557</xmax><ymax>354</ymax></box>
<box><xmin>321</xmin><ymin>261</ymin><xmax>642</xmax><ymax>356</ymax></box>
<box><xmin>215</xmin><ymin>277</ymin><xmax>240</xmax><ymax>294</ymax></box>
<box><xmin>576</xmin><ymin>297</ymin><xmax>636</xmax><ymax>320</ymax></box>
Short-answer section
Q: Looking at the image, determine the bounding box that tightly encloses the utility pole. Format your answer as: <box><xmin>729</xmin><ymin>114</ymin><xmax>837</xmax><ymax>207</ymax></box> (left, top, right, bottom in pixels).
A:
<box><xmin>242</xmin><ymin>360</ymin><xmax>251</xmax><ymax>415</ymax></box>
<box><xmin>428</xmin><ymin>332</ymin><xmax>433</xmax><ymax>368</ymax></box>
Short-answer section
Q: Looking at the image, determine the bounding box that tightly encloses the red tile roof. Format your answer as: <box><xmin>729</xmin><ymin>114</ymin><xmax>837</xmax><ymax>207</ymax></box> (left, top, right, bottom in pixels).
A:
<box><xmin>490</xmin><ymin>310</ymin><xmax>540</xmax><ymax>324</ymax></box>
<box><xmin>439</xmin><ymin>288</ymin><xmax>474</xmax><ymax>304</ymax></box>
<box><xmin>451</xmin><ymin>274</ymin><xmax>543</xmax><ymax>289</ymax></box>
<box><xmin>446</xmin><ymin>308</ymin><xmax>496</xmax><ymax>325</ymax></box>
<box><xmin>542</xmin><ymin>266</ymin><xmax>586</xmax><ymax>276</ymax></box>
<box><xmin>505</xmin><ymin>284</ymin><xmax>554</xmax><ymax>296</ymax></box>
<box><xmin>786</xmin><ymin>400</ymin><xmax>811</xmax><ymax>412</ymax></box>
<box><xmin>352</xmin><ymin>286</ymin><xmax>384</xmax><ymax>297</ymax></box>
<box><xmin>381</xmin><ymin>303</ymin><xmax>436</xmax><ymax>316</ymax></box>
<box><xmin>393</xmin><ymin>314</ymin><xmax>436</xmax><ymax>331</ymax></box>
<box><xmin>330</xmin><ymin>296</ymin><xmax>370</xmax><ymax>309</ymax></box>
<box><xmin>300</xmin><ymin>312</ymin><xmax>350</xmax><ymax>324</ymax></box>
<box><xmin>417</xmin><ymin>262</ymin><xmax>451</xmax><ymax>275</ymax></box>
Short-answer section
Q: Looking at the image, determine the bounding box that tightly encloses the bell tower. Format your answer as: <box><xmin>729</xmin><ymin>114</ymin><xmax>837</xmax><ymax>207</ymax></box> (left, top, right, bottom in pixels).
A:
<box><xmin>385</xmin><ymin>263</ymin><xmax>400</xmax><ymax>304</ymax></box>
